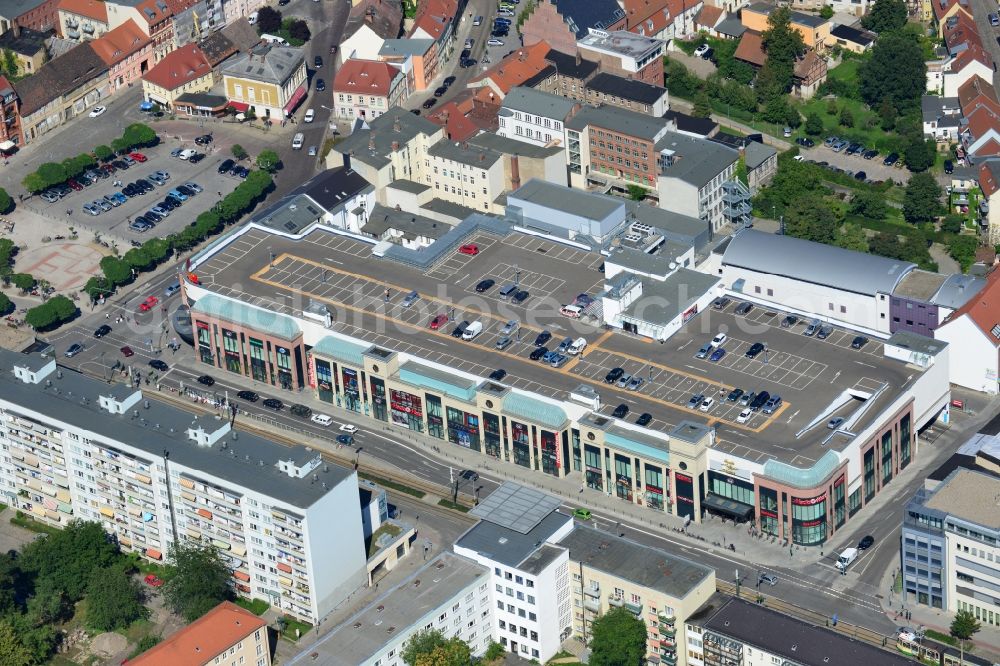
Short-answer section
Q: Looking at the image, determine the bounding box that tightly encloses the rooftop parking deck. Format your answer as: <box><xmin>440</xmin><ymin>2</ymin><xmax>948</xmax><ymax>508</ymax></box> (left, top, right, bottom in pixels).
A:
<box><xmin>192</xmin><ymin>225</ymin><xmax>920</xmax><ymax>469</ymax></box>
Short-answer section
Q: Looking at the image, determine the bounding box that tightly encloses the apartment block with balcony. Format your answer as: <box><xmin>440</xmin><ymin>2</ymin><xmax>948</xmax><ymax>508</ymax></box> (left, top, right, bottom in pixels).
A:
<box><xmin>57</xmin><ymin>0</ymin><xmax>108</xmax><ymax>40</ymax></box>
<box><xmin>0</xmin><ymin>346</ymin><xmax>367</xmax><ymax>625</ymax></box>
<box><xmin>656</xmin><ymin>132</ymin><xmax>744</xmax><ymax>233</ymax></box>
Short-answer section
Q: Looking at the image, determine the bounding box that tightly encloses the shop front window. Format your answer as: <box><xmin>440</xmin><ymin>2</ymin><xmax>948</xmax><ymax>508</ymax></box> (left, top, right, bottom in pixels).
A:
<box><xmin>484</xmin><ymin>412</ymin><xmax>501</xmax><ymax>458</ymax></box>
<box><xmin>572</xmin><ymin>429</ymin><xmax>582</xmax><ymax>472</ymax></box>
<box><xmin>881</xmin><ymin>431</ymin><xmax>893</xmax><ymax>484</ymax></box>
<box><xmin>540</xmin><ymin>430</ymin><xmax>558</xmax><ymax>476</ymax></box>
<box><xmin>644</xmin><ymin>466</ymin><xmax>663</xmax><ymax>509</ymax></box>
<box><xmin>709</xmin><ymin>472</ymin><xmax>755</xmax><ymax>506</ymax></box>
<box><xmin>249</xmin><ymin>338</ymin><xmax>268</xmax><ymax>383</ymax></box>
<box><xmin>426</xmin><ymin>394</ymin><xmax>444</xmax><ymax>439</ymax></box>
<box><xmin>276</xmin><ymin>346</ymin><xmax>294</xmax><ymax>390</ymax></box>
<box><xmin>584</xmin><ymin>445</ymin><xmax>602</xmax><ymax>491</ymax></box>
<box><xmin>863</xmin><ymin>448</ymin><xmax>875</xmax><ymax>502</ymax></box>
<box><xmin>512</xmin><ymin>421</ymin><xmax>530</xmax><ymax>468</ymax></box>
<box><xmin>222</xmin><ymin>329</ymin><xmax>241</xmax><ymax>374</ymax></box>
<box><xmin>900</xmin><ymin>414</ymin><xmax>911</xmax><ymax>469</ymax></box>
<box><xmin>390</xmin><ymin>389</ymin><xmax>423</xmax><ymax>432</ymax></box>
<box><xmin>370</xmin><ymin>377</ymin><xmax>387</xmax><ymax>422</ymax></box>
<box><xmin>759</xmin><ymin>487</ymin><xmax>778</xmax><ymax>536</ymax></box>
<box><xmin>848</xmin><ymin>488</ymin><xmax>862</xmax><ymax>517</ymax></box>
<box><xmin>614</xmin><ymin>455</ymin><xmax>632</xmax><ymax>501</ymax></box>
<box><xmin>833</xmin><ymin>476</ymin><xmax>846</xmax><ymax>528</ymax></box>
<box><xmin>340</xmin><ymin>367</ymin><xmax>361</xmax><ymax>411</ymax></box>
<box><xmin>791</xmin><ymin>494</ymin><xmax>827</xmax><ymax>545</ymax></box>
<box><xmin>196</xmin><ymin>321</ymin><xmax>214</xmax><ymax>365</ymax></box>
<box><xmin>447</xmin><ymin>406</ymin><xmax>481</xmax><ymax>451</ymax></box>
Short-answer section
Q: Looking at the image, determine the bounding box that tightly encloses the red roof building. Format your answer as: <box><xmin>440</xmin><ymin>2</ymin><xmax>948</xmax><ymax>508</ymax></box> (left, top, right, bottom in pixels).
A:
<box><xmin>141</xmin><ymin>43</ymin><xmax>212</xmax><ymax>107</ymax></box>
<box><xmin>129</xmin><ymin>601</ymin><xmax>269</xmax><ymax>666</ymax></box>
<box><xmin>332</xmin><ymin>58</ymin><xmax>407</xmax><ymax>121</ymax></box>
<box><xmin>469</xmin><ymin>41</ymin><xmax>554</xmax><ymax>99</ymax></box>
<box><xmin>90</xmin><ymin>19</ymin><xmax>152</xmax><ymax>92</ymax></box>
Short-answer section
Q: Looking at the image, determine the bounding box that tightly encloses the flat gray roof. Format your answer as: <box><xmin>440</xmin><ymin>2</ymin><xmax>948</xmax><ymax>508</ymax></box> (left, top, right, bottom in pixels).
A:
<box><xmin>892</xmin><ymin>269</ymin><xmax>948</xmax><ymax>301</ymax></box>
<box><xmin>0</xmin><ymin>350</ymin><xmax>352</xmax><ymax>508</ymax></box>
<box><xmin>559</xmin><ymin>525</ymin><xmax>713</xmax><ymax>599</ymax></box>
<box><xmin>470</xmin><ymin>481</ymin><xmax>563</xmax><ymax>533</ymax></box>
<box><xmin>468</xmin><ymin>132</ymin><xmax>563</xmax><ymax>159</ymax></box>
<box><xmin>428</xmin><ymin>139</ymin><xmax>502</xmax><ymax>168</ymax></box>
<box><xmin>508</xmin><ymin>179</ymin><xmax>623</xmax><ymax>221</ymax></box>
<box><xmin>308</xmin><ymin>553</ymin><xmax>487</xmax><ymax>664</ymax></box>
<box><xmin>656</xmin><ymin>131</ymin><xmax>739</xmax><ymax>186</ymax></box>
<box><xmin>362</xmin><ymin>204</ymin><xmax>449</xmax><ymax>241</ymax></box>
<box><xmin>886</xmin><ymin>330</ymin><xmax>948</xmax><ymax>357</ymax></box>
<box><xmin>500</xmin><ymin>86</ymin><xmax>578</xmax><ymax>119</ymax></box>
<box><xmin>337</xmin><ymin>107</ymin><xmax>440</xmax><ymax>169</ymax></box>
<box><xmin>723</xmin><ymin>229</ymin><xmax>915</xmax><ymax>297</ymax></box>
<box><xmin>456</xmin><ymin>510</ymin><xmax>571</xmax><ymax>568</ymax></box>
<box><xmin>386</xmin><ymin>179</ymin><xmax>430</xmax><ymax>194</ymax></box>
<box><xmin>925</xmin><ymin>468</ymin><xmax>1000</xmax><ymax>529</ymax></box>
<box><xmin>700</xmin><ymin>597</ymin><xmax>916</xmax><ymax>666</ymax></box>
<box><xmin>566</xmin><ymin>105</ymin><xmax>669</xmax><ymax>141</ymax></box>
<box><xmin>621</xmin><ymin>269</ymin><xmax>720</xmax><ymax>325</ymax></box>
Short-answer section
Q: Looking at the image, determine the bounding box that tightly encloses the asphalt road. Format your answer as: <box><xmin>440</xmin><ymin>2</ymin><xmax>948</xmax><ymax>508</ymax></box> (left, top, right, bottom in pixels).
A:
<box><xmin>968</xmin><ymin>0</ymin><xmax>1000</xmax><ymax>91</ymax></box>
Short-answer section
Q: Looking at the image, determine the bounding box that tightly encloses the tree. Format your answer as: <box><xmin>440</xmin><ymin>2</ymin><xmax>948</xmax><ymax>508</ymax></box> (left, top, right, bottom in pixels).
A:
<box><xmin>22</xmin><ymin>172</ymin><xmax>45</xmax><ymax>193</ymax></box>
<box><xmin>256</xmin><ymin>149</ymin><xmax>280</xmax><ymax>172</ymax></box>
<box><xmin>0</xmin><ymin>293</ymin><xmax>11</xmax><ymax>317</ymax></box>
<box><xmin>940</xmin><ymin>214</ymin><xmax>965</xmax><ymax>234</ymax></box>
<box><xmin>759</xmin><ymin>7</ymin><xmax>805</xmax><ymax>99</ymax></box>
<box><xmin>763</xmin><ymin>95</ymin><xmax>793</xmax><ymax>124</ymax></box>
<box><xmin>903</xmin><ymin>172</ymin><xmax>943</xmax><ymax>225</ymax></box>
<box><xmin>141</xmin><ymin>238</ymin><xmax>172</xmax><ymax>264</ymax></box>
<box><xmin>413</xmin><ymin>640</ymin><xmax>472</xmax><ymax>666</ymax></box>
<box><xmin>835</xmin><ymin>223</ymin><xmax>869</xmax><ymax>252</ymax></box>
<box><xmin>785</xmin><ymin>194</ymin><xmax>838</xmax><ymax>244</ymax></box>
<box><xmin>483</xmin><ymin>641</ymin><xmax>505</xmax><ymax>661</ymax></box>
<box><xmin>904</xmin><ymin>136</ymin><xmax>936</xmax><ymax>172</ymax></box>
<box><xmin>590</xmin><ymin>606</ymin><xmax>647</xmax><ymax>666</ymax></box>
<box><xmin>664</xmin><ymin>58</ymin><xmax>702</xmax><ymax>98</ymax></box>
<box><xmin>862</xmin><ymin>0</ymin><xmax>907</xmax><ymax>32</ymax></box>
<box><xmin>2</xmin><ymin>48</ymin><xmax>17</xmax><ymax>78</ymax></box>
<box><xmin>804</xmin><ymin>112</ymin><xmax>824</xmax><ymax>135</ymax></box>
<box><xmin>25</xmin><ymin>295</ymin><xmax>79</xmax><ymax>329</ymax></box>
<box><xmin>819</xmin><ymin>4</ymin><xmax>834</xmax><ymax>18</ymax></box>
<box><xmin>850</xmin><ymin>190</ymin><xmax>888</xmax><ymax>219</ymax></box>
<box><xmin>402</xmin><ymin>629</ymin><xmax>449</xmax><ymax>666</ymax></box>
<box><xmin>122</xmin><ymin>123</ymin><xmax>156</xmax><ymax>148</ymax></box>
<box><xmin>0</xmin><ymin>187</ymin><xmax>12</xmax><ymax>214</ymax></box>
<box><xmin>10</xmin><ymin>273</ymin><xmax>34</xmax><ymax>293</ymax></box>
<box><xmin>20</xmin><ymin>520</ymin><xmax>121</xmax><ymax>602</ymax></box>
<box><xmin>94</xmin><ymin>144</ymin><xmax>114</xmax><ymax>161</ymax></box>
<box><xmin>36</xmin><ymin>162</ymin><xmax>67</xmax><ymax>188</ymax></box>
<box><xmin>826</xmin><ymin>98</ymin><xmax>838</xmax><ymax>115</ymax></box>
<box><xmin>288</xmin><ymin>19</ymin><xmax>310</xmax><ymax>42</ymax></box>
<box><xmin>692</xmin><ymin>90</ymin><xmax>712</xmax><ymax>118</ymax></box>
<box><xmin>879</xmin><ymin>98</ymin><xmax>897</xmax><ymax>131</ymax></box>
<box><xmin>232</xmin><ymin>144</ymin><xmax>248</xmax><ymax>160</ymax></box>
<box><xmin>86</xmin><ymin>566</ymin><xmax>149</xmax><ymax>632</ymax></box>
<box><xmin>82</xmin><ymin>276</ymin><xmax>112</xmax><ymax>303</ymax></box>
<box><xmin>100</xmin><ymin>255</ymin><xmax>133</xmax><ymax>286</ymax></box>
<box><xmin>162</xmin><ymin>542</ymin><xmax>233</xmax><ymax>622</ymax></box>
<box><xmin>111</xmin><ymin>137</ymin><xmax>130</xmax><ymax>155</ymax></box>
<box><xmin>859</xmin><ymin>31</ymin><xmax>926</xmax><ymax>113</ymax></box>
<box><xmin>626</xmin><ymin>184</ymin><xmax>649</xmax><ymax>201</ymax></box>
<box><xmin>839</xmin><ymin>106</ymin><xmax>854</xmax><ymax>128</ymax></box>
<box><xmin>0</xmin><ymin>621</ymin><xmax>31</xmax><ymax>666</ymax></box>
<box><xmin>257</xmin><ymin>6</ymin><xmax>281</xmax><ymax>32</ymax></box>
<box><xmin>948</xmin><ymin>235</ymin><xmax>978</xmax><ymax>272</ymax></box>
<box><xmin>951</xmin><ymin>608</ymin><xmax>981</xmax><ymax>664</ymax></box>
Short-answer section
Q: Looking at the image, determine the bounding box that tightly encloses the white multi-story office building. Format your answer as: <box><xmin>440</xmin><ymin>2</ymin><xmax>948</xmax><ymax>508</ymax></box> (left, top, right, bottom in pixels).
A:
<box><xmin>0</xmin><ymin>346</ymin><xmax>367</xmax><ymax>624</ymax></box>
<box><xmin>497</xmin><ymin>86</ymin><xmax>579</xmax><ymax>147</ymax></box>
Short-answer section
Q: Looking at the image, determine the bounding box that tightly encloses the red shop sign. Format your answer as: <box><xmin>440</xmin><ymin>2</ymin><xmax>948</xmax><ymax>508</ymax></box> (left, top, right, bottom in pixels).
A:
<box><xmin>675</xmin><ymin>473</ymin><xmax>692</xmax><ymax>483</ymax></box>
<box><xmin>792</xmin><ymin>495</ymin><xmax>826</xmax><ymax>506</ymax></box>
<box><xmin>834</xmin><ymin>475</ymin><xmax>845</xmax><ymax>487</ymax></box>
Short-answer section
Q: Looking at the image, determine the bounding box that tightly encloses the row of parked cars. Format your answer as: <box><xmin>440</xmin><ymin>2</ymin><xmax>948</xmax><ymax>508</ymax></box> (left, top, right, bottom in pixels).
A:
<box><xmin>38</xmin><ymin>153</ymin><xmax>149</xmax><ymax>203</ymax></box>
<box><xmin>217</xmin><ymin>158</ymin><xmax>250</xmax><ymax>179</ymax></box>
<box><xmin>127</xmin><ymin>180</ymin><xmax>204</xmax><ymax>232</ymax></box>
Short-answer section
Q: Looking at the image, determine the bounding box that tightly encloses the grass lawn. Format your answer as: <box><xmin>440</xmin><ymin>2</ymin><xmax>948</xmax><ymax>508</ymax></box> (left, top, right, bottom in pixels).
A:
<box><xmin>234</xmin><ymin>598</ymin><xmax>271</xmax><ymax>616</ymax></box>
<box><xmin>117</xmin><ymin>617</ymin><xmax>155</xmax><ymax>644</ymax></box>
<box><xmin>358</xmin><ymin>472</ymin><xmax>425</xmax><ymax>499</ymax></box>
<box><xmin>796</xmin><ymin>96</ymin><xmax>890</xmax><ymax>151</ymax></box>
<box><xmin>280</xmin><ymin>615</ymin><xmax>313</xmax><ymax>641</ymax></box>
<box><xmin>438</xmin><ymin>498</ymin><xmax>470</xmax><ymax>512</ymax></box>
<box><xmin>827</xmin><ymin>59</ymin><xmax>861</xmax><ymax>88</ymax></box>
<box><xmin>367</xmin><ymin>522</ymin><xmax>403</xmax><ymax>557</ymax></box>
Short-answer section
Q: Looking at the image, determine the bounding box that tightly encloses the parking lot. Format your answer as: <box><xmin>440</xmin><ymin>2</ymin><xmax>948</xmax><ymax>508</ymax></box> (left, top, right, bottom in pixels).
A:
<box><xmin>26</xmin><ymin>138</ymin><xmax>244</xmax><ymax>241</ymax></box>
<box><xmin>192</xmin><ymin>225</ymin><xmax>916</xmax><ymax>467</ymax></box>
<box><xmin>799</xmin><ymin>142</ymin><xmax>911</xmax><ymax>185</ymax></box>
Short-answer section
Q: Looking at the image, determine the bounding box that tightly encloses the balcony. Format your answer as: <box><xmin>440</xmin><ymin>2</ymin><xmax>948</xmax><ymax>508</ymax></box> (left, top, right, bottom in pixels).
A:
<box><xmin>657</xmin><ymin>612</ymin><xmax>675</xmax><ymax>625</ymax></box>
<box><xmin>608</xmin><ymin>595</ymin><xmax>624</xmax><ymax>607</ymax></box>
<box><xmin>660</xmin><ymin>650</ymin><xmax>676</xmax><ymax>665</ymax></box>
<box><xmin>81</xmin><ymin>22</ymin><xmax>94</xmax><ymax>33</ymax></box>
<box><xmin>625</xmin><ymin>601</ymin><xmax>642</xmax><ymax>615</ymax></box>
<box><xmin>584</xmin><ymin>586</ymin><xmax>600</xmax><ymax>599</ymax></box>
<box><xmin>584</xmin><ymin>598</ymin><xmax>601</xmax><ymax>613</ymax></box>
<box><xmin>660</xmin><ymin>625</ymin><xmax>676</xmax><ymax>637</ymax></box>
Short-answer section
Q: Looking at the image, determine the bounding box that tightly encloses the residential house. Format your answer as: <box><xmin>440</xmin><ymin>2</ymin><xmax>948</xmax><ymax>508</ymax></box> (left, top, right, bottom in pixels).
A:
<box><xmin>583</xmin><ymin>72</ymin><xmax>669</xmax><ymax>117</ymax></box>
<box><xmin>13</xmin><ymin>41</ymin><xmax>107</xmax><ymax>143</ymax></box>
<box><xmin>336</xmin><ymin>0</ymin><xmax>403</xmax><ymax>65</ymax></box>
<box><xmin>663</xmin><ymin>109</ymin><xmax>719</xmax><ymax>138</ymax></box>
<box><xmin>825</xmin><ymin>23</ymin><xmax>875</xmax><ymax>53</ymax></box>
<box><xmin>927</xmin><ymin>26</ymin><xmax>993</xmax><ymax>96</ymax></box>
<box><xmin>379</xmin><ymin>38</ymin><xmax>436</xmax><ymax>92</ymax></box>
<box><xmin>332</xmin><ymin>58</ymin><xmax>406</xmax><ymax>121</ymax></box>
<box><xmin>576</xmin><ymin>28</ymin><xmax>665</xmax><ymax>86</ymax></box>
<box><xmin>329</xmin><ymin>107</ymin><xmax>444</xmax><ymax>204</ymax></box>
<box><xmin>425</xmin><ymin>89</ymin><xmax>500</xmax><ymax>141</ymax></box>
<box><xmin>922</xmin><ymin>95</ymin><xmax>962</xmax><ymax>142</ymax></box>
<box><xmin>0</xmin><ymin>26</ymin><xmax>49</xmax><ymax>76</ymax></box>
<box><xmin>695</xmin><ymin>5</ymin><xmax>725</xmax><ymax>36</ymax></box>
<box><xmin>141</xmin><ymin>42</ymin><xmax>212</xmax><ymax>108</ymax></box>
<box><xmin>469</xmin><ymin>40</ymin><xmax>557</xmax><ymax>100</ymax></box>
<box><xmin>735</xmin><ymin>31</ymin><xmax>826</xmax><ymax>98</ymax></box>
<box><xmin>791</xmin><ymin>0</ymin><xmax>871</xmax><ymax>16</ymax></box>
<box><xmin>129</xmin><ymin>602</ymin><xmax>271</xmax><ymax>666</ymax></box>
<box><xmin>408</xmin><ymin>0</ymin><xmax>456</xmax><ymax>64</ymax></box>
<box><xmin>0</xmin><ymin>75</ymin><xmax>21</xmax><ymax>147</ymax></box>
<box><xmin>743</xmin><ymin>140</ymin><xmax>777</xmax><ymax>193</ymax></box>
<box><xmin>565</xmin><ymin>104</ymin><xmax>672</xmax><ymax>193</ymax></box>
<box><xmin>196</xmin><ymin>18</ymin><xmax>259</xmax><ymax>67</ymax></box>
<box><xmin>936</xmin><ymin>265</ymin><xmax>1000</xmax><ymax>392</ymax></box>
<box><xmin>361</xmin><ymin>203</ymin><xmax>451</xmax><ymax>249</ymax></box>
<box><xmin>656</xmin><ymin>130</ymin><xmax>746</xmax><ymax>232</ymax></box>
<box><xmin>529</xmin><ymin>48</ymin><xmax>599</xmax><ymax>100</ymax></box>
<box><xmin>978</xmin><ymin>160</ymin><xmax>1000</xmax><ymax>245</ymax></box>
<box><xmin>931</xmin><ymin>0</ymin><xmax>972</xmax><ymax>36</ymax></box>
<box><xmin>621</xmin><ymin>0</ymin><xmax>702</xmax><ymax>42</ymax></box>
<box><xmin>521</xmin><ymin>0</ymin><xmax>626</xmax><ymax>56</ymax></box>
<box><xmin>467</xmin><ymin>131</ymin><xmax>568</xmax><ymax>193</ymax></box>
<box><xmin>714</xmin><ymin>13</ymin><xmax>747</xmax><ymax>39</ymax></box>
<box><xmin>497</xmin><ymin>86</ymin><xmax>579</xmax><ymax>147</ymax></box>
<box><xmin>221</xmin><ymin>43</ymin><xmax>307</xmax><ymax>119</ymax></box>
<box><xmin>960</xmin><ymin>102</ymin><xmax>1000</xmax><ymax>163</ymax></box>
<box><xmin>57</xmin><ymin>0</ymin><xmax>108</xmax><ymax>40</ymax></box>
<box><xmin>740</xmin><ymin>2</ymin><xmax>831</xmax><ymax>50</ymax></box>
<box><xmin>425</xmin><ymin>138</ymin><xmax>512</xmax><ymax>213</ymax></box>
<box><xmin>0</xmin><ymin>0</ymin><xmax>59</xmax><ymax>34</ymax></box>
<box><xmin>166</xmin><ymin>0</ymin><xmax>225</xmax><ymax>50</ymax></box>
<box><xmin>104</xmin><ymin>0</ymin><xmax>173</xmax><ymax>62</ymax></box>
<box><xmin>90</xmin><ymin>19</ymin><xmax>152</xmax><ymax>92</ymax></box>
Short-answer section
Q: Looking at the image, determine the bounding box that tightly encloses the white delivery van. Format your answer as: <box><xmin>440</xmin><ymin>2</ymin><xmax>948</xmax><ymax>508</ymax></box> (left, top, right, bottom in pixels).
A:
<box><xmin>560</xmin><ymin>304</ymin><xmax>583</xmax><ymax>318</ymax></box>
<box><xmin>247</xmin><ymin>11</ymin><xmax>258</xmax><ymax>24</ymax></box>
<box><xmin>291</xmin><ymin>133</ymin><xmax>304</xmax><ymax>150</ymax></box>
<box><xmin>462</xmin><ymin>321</ymin><xmax>483</xmax><ymax>340</ymax></box>
<box><xmin>303</xmin><ymin>108</ymin><xmax>315</xmax><ymax>123</ymax></box>
<box><xmin>261</xmin><ymin>34</ymin><xmax>289</xmax><ymax>45</ymax></box>
<box><xmin>836</xmin><ymin>547</ymin><xmax>859</xmax><ymax>572</ymax></box>
<box><xmin>568</xmin><ymin>337</ymin><xmax>587</xmax><ymax>355</ymax></box>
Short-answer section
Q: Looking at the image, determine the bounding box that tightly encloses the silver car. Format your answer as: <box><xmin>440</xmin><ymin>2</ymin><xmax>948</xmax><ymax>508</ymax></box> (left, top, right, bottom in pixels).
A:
<box><xmin>82</xmin><ymin>203</ymin><xmax>101</xmax><ymax>216</ymax></box>
<box><xmin>496</xmin><ymin>336</ymin><xmax>513</xmax><ymax>350</ymax></box>
<box><xmin>550</xmin><ymin>353</ymin><xmax>568</xmax><ymax>368</ymax></box>
<box><xmin>615</xmin><ymin>373</ymin><xmax>632</xmax><ymax>388</ymax></box>
<box><xmin>500</xmin><ymin>319</ymin><xmax>519</xmax><ymax>335</ymax></box>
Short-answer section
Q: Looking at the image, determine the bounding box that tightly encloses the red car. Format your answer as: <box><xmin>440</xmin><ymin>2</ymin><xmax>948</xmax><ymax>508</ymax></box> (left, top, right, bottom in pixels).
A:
<box><xmin>121</xmin><ymin>346</ymin><xmax>134</xmax><ymax>357</ymax></box>
<box><xmin>129</xmin><ymin>152</ymin><xmax>148</xmax><ymax>163</ymax></box>
<box><xmin>429</xmin><ymin>314</ymin><xmax>448</xmax><ymax>330</ymax></box>
<box><xmin>144</xmin><ymin>574</ymin><xmax>163</xmax><ymax>587</ymax></box>
<box><xmin>100</xmin><ymin>163</ymin><xmax>116</xmax><ymax>174</ymax></box>
<box><xmin>138</xmin><ymin>295</ymin><xmax>159</xmax><ymax>311</ymax></box>
<box><xmin>67</xmin><ymin>179</ymin><xmax>83</xmax><ymax>191</ymax></box>
<box><xmin>458</xmin><ymin>243</ymin><xmax>479</xmax><ymax>256</ymax></box>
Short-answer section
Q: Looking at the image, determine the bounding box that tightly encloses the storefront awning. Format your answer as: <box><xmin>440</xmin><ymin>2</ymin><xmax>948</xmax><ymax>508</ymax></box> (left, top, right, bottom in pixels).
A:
<box><xmin>702</xmin><ymin>493</ymin><xmax>754</xmax><ymax>522</ymax></box>
<box><xmin>228</xmin><ymin>101</ymin><xmax>249</xmax><ymax>113</ymax></box>
<box><xmin>282</xmin><ymin>84</ymin><xmax>307</xmax><ymax>116</ymax></box>
<box><xmin>0</xmin><ymin>140</ymin><xmax>16</xmax><ymax>152</ymax></box>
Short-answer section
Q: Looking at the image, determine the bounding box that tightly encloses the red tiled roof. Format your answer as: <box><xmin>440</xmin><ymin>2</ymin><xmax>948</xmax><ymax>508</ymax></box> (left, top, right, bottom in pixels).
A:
<box><xmin>426</xmin><ymin>89</ymin><xmax>499</xmax><ymax>140</ymax></box>
<box><xmin>943</xmin><ymin>11</ymin><xmax>980</xmax><ymax>51</ymax></box>
<box><xmin>979</xmin><ymin>161</ymin><xmax>1000</xmax><ymax>196</ymax></box>
<box><xmin>142</xmin><ymin>43</ymin><xmax>210</xmax><ymax>91</ymax></box>
<box><xmin>624</xmin><ymin>0</ymin><xmax>693</xmax><ymax>35</ymax></box>
<box><xmin>952</xmin><ymin>44</ymin><xmax>993</xmax><ymax>74</ymax></box>
<box><xmin>333</xmin><ymin>58</ymin><xmax>402</xmax><ymax>97</ymax></box>
<box><xmin>697</xmin><ymin>5</ymin><xmax>724</xmax><ymax>29</ymax></box>
<box><xmin>409</xmin><ymin>0</ymin><xmax>456</xmax><ymax>40</ymax></box>
<box><xmin>133</xmin><ymin>0</ymin><xmax>173</xmax><ymax>27</ymax></box>
<box><xmin>958</xmin><ymin>74</ymin><xmax>999</xmax><ymax>110</ymax></box>
<box><xmin>90</xmin><ymin>19</ymin><xmax>150</xmax><ymax>66</ymax></box>
<box><xmin>932</xmin><ymin>0</ymin><xmax>971</xmax><ymax>22</ymax></box>
<box><xmin>734</xmin><ymin>31</ymin><xmax>765</xmax><ymax>67</ymax></box>
<box><xmin>940</xmin><ymin>266</ymin><xmax>1000</xmax><ymax>345</ymax></box>
<box><xmin>471</xmin><ymin>41</ymin><xmax>553</xmax><ymax>94</ymax></box>
<box><xmin>964</xmin><ymin>104</ymin><xmax>1000</xmax><ymax>139</ymax></box>
<box><xmin>129</xmin><ymin>602</ymin><xmax>266</xmax><ymax>666</ymax></box>
<box><xmin>57</xmin><ymin>0</ymin><xmax>107</xmax><ymax>22</ymax></box>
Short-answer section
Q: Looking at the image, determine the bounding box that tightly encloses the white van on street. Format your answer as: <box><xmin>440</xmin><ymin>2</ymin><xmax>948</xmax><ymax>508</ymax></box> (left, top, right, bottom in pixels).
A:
<box><xmin>568</xmin><ymin>337</ymin><xmax>587</xmax><ymax>355</ymax></box>
<box><xmin>462</xmin><ymin>321</ymin><xmax>483</xmax><ymax>340</ymax></box>
<box><xmin>291</xmin><ymin>133</ymin><xmax>304</xmax><ymax>150</ymax></box>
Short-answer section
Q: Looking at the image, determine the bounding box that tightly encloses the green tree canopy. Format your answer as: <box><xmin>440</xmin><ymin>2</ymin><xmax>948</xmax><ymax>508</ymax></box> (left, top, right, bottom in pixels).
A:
<box><xmin>288</xmin><ymin>19</ymin><xmax>310</xmax><ymax>42</ymax></box>
<box><xmin>82</xmin><ymin>276</ymin><xmax>112</xmax><ymax>303</ymax></box>
<box><xmin>142</xmin><ymin>238</ymin><xmax>172</xmax><ymax>264</ymax></box>
<box><xmin>759</xmin><ymin>7</ymin><xmax>805</xmax><ymax>99</ymax></box>
<box><xmin>0</xmin><ymin>292</ymin><xmax>11</xmax><ymax>317</ymax></box>
<box><xmin>859</xmin><ymin>31</ymin><xmax>926</xmax><ymax>112</ymax></box>
<box><xmin>232</xmin><ymin>144</ymin><xmax>248</xmax><ymax>160</ymax></box>
<box><xmin>22</xmin><ymin>172</ymin><xmax>45</xmax><ymax>193</ymax></box>
<box><xmin>903</xmin><ymin>172</ymin><xmax>943</xmax><ymax>224</ymax></box>
<box><xmin>692</xmin><ymin>90</ymin><xmax>712</xmax><ymax>118</ymax></box>
<box><xmin>100</xmin><ymin>255</ymin><xmax>133</xmax><ymax>286</ymax></box>
<box><xmin>36</xmin><ymin>162</ymin><xmax>66</xmax><ymax>188</ymax></box>
<box><xmin>785</xmin><ymin>194</ymin><xmax>838</xmax><ymax>244</ymax></box>
<box><xmin>903</xmin><ymin>136</ymin><xmax>936</xmax><ymax>172</ymax></box>
<box><xmin>0</xmin><ymin>620</ymin><xmax>32</xmax><ymax>666</ymax></box>
<box><xmin>940</xmin><ymin>214</ymin><xmax>964</xmax><ymax>234</ymax></box>
<box><xmin>256</xmin><ymin>149</ymin><xmax>280</xmax><ymax>172</ymax></box>
<box><xmin>122</xmin><ymin>123</ymin><xmax>156</xmax><ymax>148</ymax></box>
<box><xmin>0</xmin><ymin>187</ymin><xmax>12</xmax><ymax>214</ymax></box>
<box><xmin>804</xmin><ymin>112</ymin><xmax>824</xmax><ymax>135</ymax></box>
<box><xmin>664</xmin><ymin>58</ymin><xmax>702</xmax><ymax>98</ymax></box>
<box><xmin>86</xmin><ymin>566</ymin><xmax>149</xmax><ymax>632</ymax></box>
<box><xmin>402</xmin><ymin>629</ymin><xmax>449</xmax><ymax>665</ymax></box>
<box><xmin>162</xmin><ymin>542</ymin><xmax>233</xmax><ymax>622</ymax></box>
<box><xmin>819</xmin><ymin>4</ymin><xmax>834</xmax><ymax>18</ymax></box>
<box><xmin>590</xmin><ymin>606</ymin><xmax>647</xmax><ymax>666</ymax></box>
<box><xmin>948</xmin><ymin>235</ymin><xmax>978</xmax><ymax>272</ymax></box>
<box><xmin>850</xmin><ymin>190</ymin><xmax>887</xmax><ymax>219</ymax></box>
<box><xmin>951</xmin><ymin>608</ymin><xmax>981</xmax><ymax>664</ymax></box>
<box><xmin>94</xmin><ymin>144</ymin><xmax>114</xmax><ymax>161</ymax></box>
<box><xmin>835</xmin><ymin>223</ymin><xmax>869</xmax><ymax>252</ymax></box>
<box><xmin>123</xmin><ymin>248</ymin><xmax>153</xmax><ymax>272</ymax></box>
<box><xmin>839</xmin><ymin>106</ymin><xmax>854</xmax><ymax>128</ymax></box>
<box><xmin>626</xmin><ymin>184</ymin><xmax>649</xmax><ymax>201</ymax></box>
<box><xmin>861</xmin><ymin>0</ymin><xmax>907</xmax><ymax>32</ymax></box>
<box><xmin>10</xmin><ymin>273</ymin><xmax>34</xmax><ymax>293</ymax></box>
<box><xmin>20</xmin><ymin>520</ymin><xmax>121</xmax><ymax>602</ymax></box>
